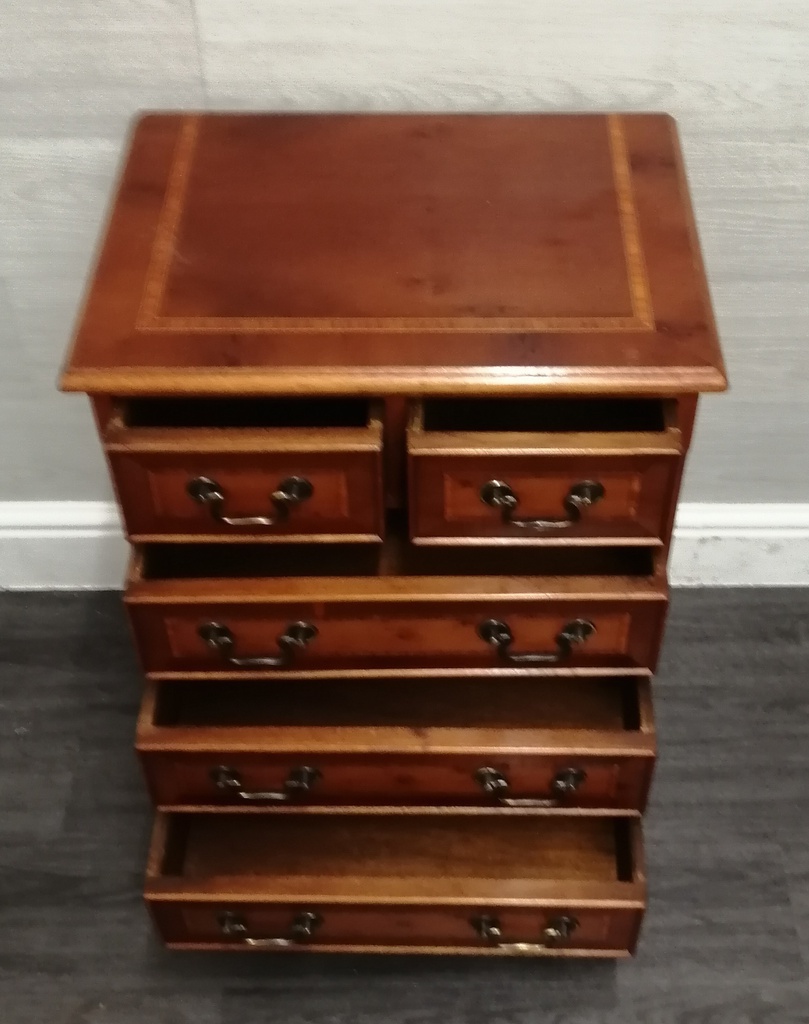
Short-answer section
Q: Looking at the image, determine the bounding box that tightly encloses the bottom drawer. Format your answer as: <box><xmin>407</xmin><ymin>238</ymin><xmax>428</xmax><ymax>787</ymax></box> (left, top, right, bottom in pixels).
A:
<box><xmin>146</xmin><ymin>813</ymin><xmax>646</xmax><ymax>956</ymax></box>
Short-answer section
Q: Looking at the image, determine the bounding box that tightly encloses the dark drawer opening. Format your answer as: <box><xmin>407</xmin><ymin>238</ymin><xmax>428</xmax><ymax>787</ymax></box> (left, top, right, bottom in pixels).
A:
<box><xmin>155</xmin><ymin>815</ymin><xmax>637</xmax><ymax>886</ymax></box>
<box><xmin>139</xmin><ymin>537</ymin><xmax>656</xmax><ymax>581</ymax></box>
<box><xmin>119</xmin><ymin>396</ymin><xmax>371</xmax><ymax>429</ymax></box>
<box><xmin>422</xmin><ymin>397</ymin><xmax>667</xmax><ymax>433</ymax></box>
<box><xmin>151</xmin><ymin>676</ymin><xmax>645</xmax><ymax>732</ymax></box>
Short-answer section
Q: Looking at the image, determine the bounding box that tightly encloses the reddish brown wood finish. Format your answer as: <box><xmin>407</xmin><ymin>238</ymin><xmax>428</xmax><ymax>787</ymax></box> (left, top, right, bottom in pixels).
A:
<box><xmin>408</xmin><ymin>399</ymin><xmax>682</xmax><ymax>544</ymax></box>
<box><xmin>136</xmin><ymin>677</ymin><xmax>655</xmax><ymax>810</ymax></box>
<box><xmin>58</xmin><ymin>111</ymin><xmax>728</xmax><ymax>959</ymax></box>
<box><xmin>60</xmin><ymin>113</ymin><xmax>726</xmax><ymax>397</ymax></box>
<box><xmin>125</xmin><ymin>539</ymin><xmax>668</xmax><ymax>678</ymax></box>
<box><xmin>145</xmin><ymin>813</ymin><xmax>645</xmax><ymax>956</ymax></box>
<box><xmin>103</xmin><ymin>399</ymin><xmax>383</xmax><ymax>541</ymax></box>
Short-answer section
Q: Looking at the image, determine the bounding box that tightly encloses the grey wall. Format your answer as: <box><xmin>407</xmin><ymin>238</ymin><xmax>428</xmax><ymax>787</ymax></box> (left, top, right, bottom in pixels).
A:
<box><xmin>2</xmin><ymin>1</ymin><xmax>807</xmax><ymax>503</ymax></box>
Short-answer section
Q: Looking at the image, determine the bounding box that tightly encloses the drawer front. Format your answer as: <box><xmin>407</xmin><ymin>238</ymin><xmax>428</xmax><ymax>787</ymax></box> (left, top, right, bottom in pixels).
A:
<box><xmin>130</xmin><ymin>599</ymin><xmax>666</xmax><ymax>676</ymax></box>
<box><xmin>141</xmin><ymin>751</ymin><xmax>652</xmax><ymax>810</ymax></box>
<box><xmin>410</xmin><ymin>453</ymin><xmax>678</xmax><ymax>543</ymax></box>
<box><xmin>152</xmin><ymin>902</ymin><xmax>642</xmax><ymax>955</ymax></box>
<box><xmin>110</xmin><ymin>450</ymin><xmax>383</xmax><ymax>541</ymax></box>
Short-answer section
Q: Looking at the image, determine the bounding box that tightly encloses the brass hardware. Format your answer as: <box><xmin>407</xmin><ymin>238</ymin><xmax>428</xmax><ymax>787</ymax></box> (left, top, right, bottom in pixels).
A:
<box><xmin>199</xmin><ymin>621</ymin><xmax>317</xmax><ymax>668</ymax></box>
<box><xmin>480</xmin><ymin>479</ymin><xmax>604</xmax><ymax>530</ymax></box>
<box><xmin>472</xmin><ymin>913</ymin><xmax>578</xmax><ymax>953</ymax></box>
<box><xmin>218</xmin><ymin>910</ymin><xmax>322</xmax><ymax>947</ymax></box>
<box><xmin>477</xmin><ymin>618</ymin><xmax>595</xmax><ymax>664</ymax></box>
<box><xmin>211</xmin><ymin>765</ymin><xmax>322</xmax><ymax>802</ymax></box>
<box><xmin>474</xmin><ymin>766</ymin><xmax>586</xmax><ymax>806</ymax></box>
<box><xmin>187</xmin><ymin>475</ymin><xmax>313</xmax><ymax>527</ymax></box>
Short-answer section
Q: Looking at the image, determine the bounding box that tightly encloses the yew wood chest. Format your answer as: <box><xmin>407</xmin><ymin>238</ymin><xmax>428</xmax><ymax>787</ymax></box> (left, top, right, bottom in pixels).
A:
<box><xmin>61</xmin><ymin>112</ymin><xmax>726</xmax><ymax>957</ymax></box>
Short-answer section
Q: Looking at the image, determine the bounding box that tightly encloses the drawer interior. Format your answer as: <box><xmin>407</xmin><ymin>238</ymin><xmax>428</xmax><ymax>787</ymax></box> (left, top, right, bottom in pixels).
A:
<box><xmin>118</xmin><ymin>396</ymin><xmax>371</xmax><ymax>430</ymax></box>
<box><xmin>150</xmin><ymin>677</ymin><xmax>643</xmax><ymax>732</ymax></box>
<box><xmin>157</xmin><ymin>815</ymin><xmax>638</xmax><ymax>886</ymax></box>
<box><xmin>138</xmin><ymin>531</ymin><xmax>656</xmax><ymax>580</ymax></box>
<box><xmin>421</xmin><ymin>397</ymin><xmax>668</xmax><ymax>434</ymax></box>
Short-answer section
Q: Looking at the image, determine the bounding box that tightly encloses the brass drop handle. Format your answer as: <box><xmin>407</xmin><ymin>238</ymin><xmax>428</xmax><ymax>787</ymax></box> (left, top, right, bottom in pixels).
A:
<box><xmin>199</xmin><ymin>621</ymin><xmax>318</xmax><ymax>668</ymax></box>
<box><xmin>187</xmin><ymin>475</ymin><xmax>313</xmax><ymax>527</ymax></box>
<box><xmin>219</xmin><ymin>910</ymin><xmax>322</xmax><ymax>947</ymax></box>
<box><xmin>478</xmin><ymin>618</ymin><xmax>595</xmax><ymax>664</ymax></box>
<box><xmin>475</xmin><ymin>766</ymin><xmax>586</xmax><ymax>807</ymax></box>
<box><xmin>480</xmin><ymin>479</ymin><xmax>604</xmax><ymax>530</ymax></box>
<box><xmin>472</xmin><ymin>914</ymin><xmax>578</xmax><ymax>953</ymax></box>
<box><xmin>211</xmin><ymin>765</ymin><xmax>322</xmax><ymax>802</ymax></box>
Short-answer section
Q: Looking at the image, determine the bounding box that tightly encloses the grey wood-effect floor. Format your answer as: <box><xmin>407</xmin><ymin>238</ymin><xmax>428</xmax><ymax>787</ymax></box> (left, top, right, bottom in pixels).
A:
<box><xmin>1</xmin><ymin>589</ymin><xmax>808</xmax><ymax>1023</ymax></box>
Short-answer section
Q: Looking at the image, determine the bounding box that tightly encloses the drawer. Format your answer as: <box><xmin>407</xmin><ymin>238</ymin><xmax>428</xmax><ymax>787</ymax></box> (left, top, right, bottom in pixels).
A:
<box><xmin>146</xmin><ymin>813</ymin><xmax>646</xmax><ymax>955</ymax></box>
<box><xmin>103</xmin><ymin>397</ymin><xmax>384</xmax><ymax>542</ymax></box>
<box><xmin>408</xmin><ymin>398</ymin><xmax>682</xmax><ymax>544</ymax></box>
<box><xmin>126</xmin><ymin>539</ymin><xmax>668</xmax><ymax>678</ymax></box>
<box><xmin>137</xmin><ymin>676</ymin><xmax>655</xmax><ymax>810</ymax></box>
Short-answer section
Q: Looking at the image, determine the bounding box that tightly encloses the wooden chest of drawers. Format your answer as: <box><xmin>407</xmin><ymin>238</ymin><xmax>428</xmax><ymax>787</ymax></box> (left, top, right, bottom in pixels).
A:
<box><xmin>61</xmin><ymin>111</ymin><xmax>726</xmax><ymax>957</ymax></box>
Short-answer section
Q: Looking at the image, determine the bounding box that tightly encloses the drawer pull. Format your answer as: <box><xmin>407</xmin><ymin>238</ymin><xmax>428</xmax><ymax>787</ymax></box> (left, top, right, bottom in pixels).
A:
<box><xmin>198</xmin><ymin>620</ymin><xmax>318</xmax><ymax>668</ymax></box>
<box><xmin>474</xmin><ymin>766</ymin><xmax>586</xmax><ymax>806</ymax></box>
<box><xmin>478</xmin><ymin>618</ymin><xmax>595</xmax><ymax>664</ymax></box>
<box><xmin>211</xmin><ymin>765</ymin><xmax>322</xmax><ymax>802</ymax></box>
<box><xmin>472</xmin><ymin>913</ymin><xmax>578</xmax><ymax>952</ymax></box>
<box><xmin>187</xmin><ymin>475</ymin><xmax>313</xmax><ymax>527</ymax></box>
<box><xmin>480</xmin><ymin>479</ymin><xmax>604</xmax><ymax>530</ymax></box>
<box><xmin>219</xmin><ymin>910</ymin><xmax>322</xmax><ymax>946</ymax></box>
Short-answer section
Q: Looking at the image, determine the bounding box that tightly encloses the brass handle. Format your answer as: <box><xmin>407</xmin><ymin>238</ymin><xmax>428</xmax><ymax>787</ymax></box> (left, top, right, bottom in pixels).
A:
<box><xmin>480</xmin><ymin>479</ymin><xmax>604</xmax><ymax>530</ymax></box>
<box><xmin>219</xmin><ymin>910</ymin><xmax>322</xmax><ymax>947</ymax></box>
<box><xmin>474</xmin><ymin>766</ymin><xmax>586</xmax><ymax>807</ymax></box>
<box><xmin>478</xmin><ymin>618</ymin><xmax>595</xmax><ymax>665</ymax></box>
<box><xmin>187</xmin><ymin>475</ymin><xmax>313</xmax><ymax>527</ymax></box>
<box><xmin>199</xmin><ymin>621</ymin><xmax>317</xmax><ymax>669</ymax></box>
<box><xmin>472</xmin><ymin>914</ymin><xmax>578</xmax><ymax>953</ymax></box>
<box><xmin>211</xmin><ymin>765</ymin><xmax>321</xmax><ymax>802</ymax></box>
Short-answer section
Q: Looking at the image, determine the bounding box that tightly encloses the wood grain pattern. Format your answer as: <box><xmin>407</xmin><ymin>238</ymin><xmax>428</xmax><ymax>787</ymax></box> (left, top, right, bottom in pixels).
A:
<box><xmin>58</xmin><ymin>112</ymin><xmax>726</xmax><ymax>396</ymax></box>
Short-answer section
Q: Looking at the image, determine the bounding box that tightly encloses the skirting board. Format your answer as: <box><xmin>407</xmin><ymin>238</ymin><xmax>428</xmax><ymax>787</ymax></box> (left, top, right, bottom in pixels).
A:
<box><xmin>1</xmin><ymin>502</ymin><xmax>808</xmax><ymax>590</ymax></box>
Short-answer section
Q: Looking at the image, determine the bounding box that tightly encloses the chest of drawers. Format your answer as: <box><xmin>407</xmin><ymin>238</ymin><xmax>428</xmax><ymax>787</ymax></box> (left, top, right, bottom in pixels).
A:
<box><xmin>61</xmin><ymin>111</ymin><xmax>726</xmax><ymax>957</ymax></box>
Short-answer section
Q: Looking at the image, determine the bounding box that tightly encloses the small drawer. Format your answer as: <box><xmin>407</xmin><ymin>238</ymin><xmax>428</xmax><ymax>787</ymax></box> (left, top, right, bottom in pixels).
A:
<box><xmin>103</xmin><ymin>397</ymin><xmax>383</xmax><ymax>542</ymax></box>
<box><xmin>146</xmin><ymin>813</ymin><xmax>646</xmax><ymax>956</ymax></box>
<box><xmin>408</xmin><ymin>398</ymin><xmax>682</xmax><ymax>544</ymax></box>
<box><xmin>125</xmin><ymin>539</ymin><xmax>668</xmax><ymax>678</ymax></box>
<box><xmin>137</xmin><ymin>676</ymin><xmax>655</xmax><ymax>810</ymax></box>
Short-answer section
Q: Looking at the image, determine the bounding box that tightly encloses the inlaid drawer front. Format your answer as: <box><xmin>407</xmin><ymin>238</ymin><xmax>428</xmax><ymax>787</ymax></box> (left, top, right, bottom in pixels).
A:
<box><xmin>126</xmin><ymin>543</ymin><xmax>667</xmax><ymax>678</ymax></box>
<box><xmin>137</xmin><ymin>677</ymin><xmax>655</xmax><ymax>810</ymax></box>
<box><xmin>146</xmin><ymin>813</ymin><xmax>646</xmax><ymax>956</ymax></box>
<box><xmin>103</xmin><ymin>398</ymin><xmax>383</xmax><ymax>542</ymax></box>
<box><xmin>408</xmin><ymin>398</ymin><xmax>682</xmax><ymax>544</ymax></box>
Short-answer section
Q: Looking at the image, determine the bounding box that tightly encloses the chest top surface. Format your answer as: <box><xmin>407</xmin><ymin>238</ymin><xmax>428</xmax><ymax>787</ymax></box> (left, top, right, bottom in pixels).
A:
<box><xmin>60</xmin><ymin>112</ymin><xmax>726</xmax><ymax>396</ymax></box>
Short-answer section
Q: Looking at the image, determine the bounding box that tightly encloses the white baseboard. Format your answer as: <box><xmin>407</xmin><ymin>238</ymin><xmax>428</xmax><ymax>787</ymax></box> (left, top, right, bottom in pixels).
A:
<box><xmin>1</xmin><ymin>501</ymin><xmax>808</xmax><ymax>590</ymax></box>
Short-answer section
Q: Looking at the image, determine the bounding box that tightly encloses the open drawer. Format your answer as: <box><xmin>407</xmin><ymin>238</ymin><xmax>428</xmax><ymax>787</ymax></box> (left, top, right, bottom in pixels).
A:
<box><xmin>408</xmin><ymin>397</ymin><xmax>682</xmax><ymax>544</ymax></box>
<box><xmin>137</xmin><ymin>675</ymin><xmax>655</xmax><ymax>811</ymax></box>
<box><xmin>146</xmin><ymin>813</ymin><xmax>646</xmax><ymax>956</ymax></box>
<box><xmin>125</xmin><ymin>537</ymin><xmax>668</xmax><ymax>678</ymax></box>
<box><xmin>103</xmin><ymin>397</ymin><xmax>384</xmax><ymax>543</ymax></box>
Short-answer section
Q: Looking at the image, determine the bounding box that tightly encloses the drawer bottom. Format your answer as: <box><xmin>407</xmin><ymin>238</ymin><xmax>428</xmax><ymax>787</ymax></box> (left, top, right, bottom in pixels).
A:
<box><xmin>146</xmin><ymin>812</ymin><xmax>646</xmax><ymax>956</ymax></box>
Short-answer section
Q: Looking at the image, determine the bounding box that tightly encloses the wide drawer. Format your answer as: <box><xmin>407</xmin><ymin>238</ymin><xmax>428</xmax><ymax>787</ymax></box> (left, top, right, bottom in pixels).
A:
<box><xmin>126</xmin><ymin>541</ymin><xmax>668</xmax><ymax>678</ymax></box>
<box><xmin>103</xmin><ymin>397</ymin><xmax>384</xmax><ymax>542</ymax></box>
<box><xmin>137</xmin><ymin>676</ymin><xmax>655</xmax><ymax>810</ymax></box>
<box><xmin>408</xmin><ymin>398</ymin><xmax>682</xmax><ymax>544</ymax></box>
<box><xmin>146</xmin><ymin>813</ymin><xmax>646</xmax><ymax>955</ymax></box>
